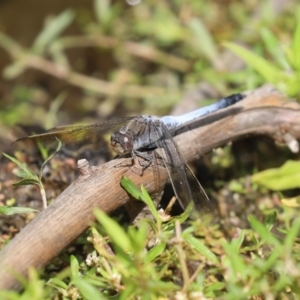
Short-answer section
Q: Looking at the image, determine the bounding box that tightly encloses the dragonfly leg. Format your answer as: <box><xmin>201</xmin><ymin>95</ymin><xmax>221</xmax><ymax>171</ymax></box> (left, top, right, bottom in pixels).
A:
<box><xmin>132</xmin><ymin>150</ymin><xmax>153</xmax><ymax>170</ymax></box>
<box><xmin>113</xmin><ymin>157</ymin><xmax>134</xmax><ymax>169</ymax></box>
<box><xmin>113</xmin><ymin>151</ymin><xmax>151</xmax><ymax>176</ymax></box>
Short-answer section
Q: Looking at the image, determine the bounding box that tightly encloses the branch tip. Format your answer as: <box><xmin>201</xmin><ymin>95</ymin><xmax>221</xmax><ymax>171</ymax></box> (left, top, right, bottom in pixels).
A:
<box><xmin>283</xmin><ymin>133</ymin><xmax>299</xmax><ymax>153</ymax></box>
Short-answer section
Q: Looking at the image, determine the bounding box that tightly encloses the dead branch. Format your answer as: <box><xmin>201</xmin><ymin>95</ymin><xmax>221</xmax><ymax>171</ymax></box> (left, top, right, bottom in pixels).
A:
<box><xmin>0</xmin><ymin>85</ymin><xmax>299</xmax><ymax>290</ymax></box>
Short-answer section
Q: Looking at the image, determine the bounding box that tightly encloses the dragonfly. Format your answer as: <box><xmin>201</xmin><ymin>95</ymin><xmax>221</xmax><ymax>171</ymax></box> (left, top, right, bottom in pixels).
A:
<box><xmin>13</xmin><ymin>93</ymin><xmax>245</xmax><ymax>218</ymax></box>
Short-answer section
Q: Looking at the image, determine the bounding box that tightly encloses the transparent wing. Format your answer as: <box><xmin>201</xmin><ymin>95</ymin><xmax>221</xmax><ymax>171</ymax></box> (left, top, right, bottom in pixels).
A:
<box><xmin>151</xmin><ymin>120</ymin><xmax>214</xmax><ymax>219</ymax></box>
<box><xmin>12</xmin><ymin>117</ymin><xmax>135</xmax><ymax>156</ymax></box>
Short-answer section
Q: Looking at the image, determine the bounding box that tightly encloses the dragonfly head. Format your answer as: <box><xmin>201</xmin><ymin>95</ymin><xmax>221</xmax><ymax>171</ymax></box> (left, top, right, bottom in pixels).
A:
<box><xmin>110</xmin><ymin>132</ymin><xmax>134</xmax><ymax>155</ymax></box>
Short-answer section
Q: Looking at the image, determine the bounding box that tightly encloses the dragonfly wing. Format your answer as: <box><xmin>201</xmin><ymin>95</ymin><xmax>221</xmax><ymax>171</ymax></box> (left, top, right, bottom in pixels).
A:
<box><xmin>13</xmin><ymin>117</ymin><xmax>135</xmax><ymax>157</ymax></box>
<box><xmin>152</xmin><ymin>121</ymin><xmax>214</xmax><ymax>219</ymax></box>
<box><xmin>182</xmin><ymin>162</ymin><xmax>215</xmax><ymax>219</ymax></box>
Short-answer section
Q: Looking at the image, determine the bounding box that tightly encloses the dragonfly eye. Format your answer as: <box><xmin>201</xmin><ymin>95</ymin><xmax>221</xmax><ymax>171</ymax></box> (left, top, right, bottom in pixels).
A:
<box><xmin>110</xmin><ymin>132</ymin><xmax>133</xmax><ymax>155</ymax></box>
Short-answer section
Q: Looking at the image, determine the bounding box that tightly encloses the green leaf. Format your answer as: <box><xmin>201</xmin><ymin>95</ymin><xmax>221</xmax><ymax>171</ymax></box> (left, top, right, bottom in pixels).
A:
<box><xmin>3</xmin><ymin>153</ymin><xmax>36</xmax><ymax>179</ymax></box>
<box><xmin>172</xmin><ymin>201</ymin><xmax>194</xmax><ymax>223</ymax></box>
<box><xmin>290</xmin><ymin>8</ymin><xmax>300</xmax><ymax>71</ymax></box>
<box><xmin>13</xmin><ymin>178</ymin><xmax>40</xmax><ymax>186</ymax></box>
<box><xmin>183</xmin><ymin>233</ymin><xmax>219</xmax><ymax>265</ymax></box>
<box><xmin>228</xmin><ymin>179</ymin><xmax>247</xmax><ymax>194</ymax></box>
<box><xmin>22</xmin><ymin>267</ymin><xmax>45</xmax><ymax>298</ymax></box>
<box><xmin>284</xmin><ymin>217</ymin><xmax>300</xmax><ymax>250</ymax></box>
<box><xmin>3</xmin><ymin>152</ymin><xmax>41</xmax><ymax>186</ymax></box>
<box><xmin>16</xmin><ymin>170</ymin><xmax>32</xmax><ymax>179</ymax></box>
<box><xmin>224</xmin><ymin>42</ymin><xmax>282</xmax><ymax>83</ymax></box>
<box><xmin>248</xmin><ymin>215</ymin><xmax>280</xmax><ymax>248</ymax></box>
<box><xmin>0</xmin><ymin>32</ymin><xmax>22</xmax><ymax>56</ymax></box>
<box><xmin>95</xmin><ymin>0</ymin><xmax>111</xmax><ymax>27</ymax></box>
<box><xmin>74</xmin><ymin>278</ymin><xmax>107</xmax><ymax>300</ymax></box>
<box><xmin>260</xmin><ymin>28</ymin><xmax>289</xmax><ymax>70</ymax></box>
<box><xmin>281</xmin><ymin>196</ymin><xmax>300</xmax><ymax>208</ymax></box>
<box><xmin>94</xmin><ymin>209</ymin><xmax>133</xmax><ymax>252</ymax></box>
<box><xmin>127</xmin><ymin>221</ymin><xmax>149</xmax><ymax>252</ymax></box>
<box><xmin>230</xmin><ymin>229</ymin><xmax>246</xmax><ymax>253</ymax></box>
<box><xmin>70</xmin><ymin>255</ymin><xmax>80</xmax><ymax>280</ymax></box>
<box><xmin>145</xmin><ymin>242</ymin><xmax>166</xmax><ymax>263</ymax></box>
<box><xmin>264</xmin><ymin>210</ymin><xmax>277</xmax><ymax>232</ymax></box>
<box><xmin>0</xmin><ymin>290</ymin><xmax>20</xmax><ymax>300</ymax></box>
<box><xmin>221</xmin><ymin>239</ymin><xmax>247</xmax><ymax>280</ymax></box>
<box><xmin>189</xmin><ymin>18</ymin><xmax>219</xmax><ymax>64</ymax></box>
<box><xmin>45</xmin><ymin>92</ymin><xmax>67</xmax><ymax>130</ymax></box>
<box><xmin>283</xmin><ymin>73</ymin><xmax>300</xmax><ymax>97</ymax></box>
<box><xmin>204</xmin><ymin>282</ymin><xmax>226</xmax><ymax>293</ymax></box>
<box><xmin>39</xmin><ymin>139</ymin><xmax>62</xmax><ymax>179</ymax></box>
<box><xmin>33</xmin><ymin>9</ymin><xmax>75</xmax><ymax>54</ymax></box>
<box><xmin>121</xmin><ymin>176</ymin><xmax>143</xmax><ymax>200</ymax></box>
<box><xmin>0</xmin><ymin>206</ymin><xmax>38</xmax><ymax>215</ymax></box>
<box><xmin>47</xmin><ymin>277</ymin><xmax>68</xmax><ymax>290</ymax></box>
<box><xmin>140</xmin><ymin>185</ymin><xmax>160</xmax><ymax>222</ymax></box>
<box><xmin>251</xmin><ymin>160</ymin><xmax>300</xmax><ymax>191</ymax></box>
<box><xmin>3</xmin><ymin>60</ymin><xmax>27</xmax><ymax>79</ymax></box>
<box><xmin>121</xmin><ymin>177</ymin><xmax>161</xmax><ymax>224</ymax></box>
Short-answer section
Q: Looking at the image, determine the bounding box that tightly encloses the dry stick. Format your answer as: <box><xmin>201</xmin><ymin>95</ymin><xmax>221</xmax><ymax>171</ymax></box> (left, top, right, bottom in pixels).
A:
<box><xmin>59</xmin><ymin>35</ymin><xmax>191</xmax><ymax>72</ymax></box>
<box><xmin>0</xmin><ymin>87</ymin><xmax>300</xmax><ymax>290</ymax></box>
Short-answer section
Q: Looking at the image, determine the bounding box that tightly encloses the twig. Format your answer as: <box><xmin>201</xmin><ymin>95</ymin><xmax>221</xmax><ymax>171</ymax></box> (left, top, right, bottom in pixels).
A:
<box><xmin>56</xmin><ymin>35</ymin><xmax>191</xmax><ymax>72</ymax></box>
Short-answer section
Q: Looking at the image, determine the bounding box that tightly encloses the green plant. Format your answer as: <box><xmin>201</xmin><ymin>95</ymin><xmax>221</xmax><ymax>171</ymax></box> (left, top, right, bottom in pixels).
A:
<box><xmin>224</xmin><ymin>8</ymin><xmax>300</xmax><ymax>98</ymax></box>
<box><xmin>2</xmin><ymin>179</ymin><xmax>299</xmax><ymax>299</ymax></box>
<box><xmin>3</xmin><ymin>140</ymin><xmax>62</xmax><ymax>210</ymax></box>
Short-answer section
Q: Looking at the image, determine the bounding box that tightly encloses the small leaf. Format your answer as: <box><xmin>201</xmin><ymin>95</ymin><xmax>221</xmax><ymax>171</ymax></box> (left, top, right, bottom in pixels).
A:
<box><xmin>221</xmin><ymin>240</ymin><xmax>247</xmax><ymax>280</ymax></box>
<box><xmin>0</xmin><ymin>206</ymin><xmax>38</xmax><ymax>215</ymax></box>
<box><xmin>183</xmin><ymin>233</ymin><xmax>219</xmax><ymax>265</ymax></box>
<box><xmin>260</xmin><ymin>28</ymin><xmax>289</xmax><ymax>70</ymax></box>
<box><xmin>230</xmin><ymin>229</ymin><xmax>246</xmax><ymax>253</ymax></box>
<box><xmin>284</xmin><ymin>217</ymin><xmax>300</xmax><ymax>250</ymax></box>
<box><xmin>173</xmin><ymin>201</ymin><xmax>194</xmax><ymax>223</ymax></box>
<box><xmin>95</xmin><ymin>0</ymin><xmax>111</xmax><ymax>26</ymax></box>
<box><xmin>264</xmin><ymin>210</ymin><xmax>277</xmax><ymax>232</ymax></box>
<box><xmin>140</xmin><ymin>185</ymin><xmax>160</xmax><ymax>222</ymax></box>
<box><xmin>3</xmin><ymin>153</ymin><xmax>36</xmax><ymax>178</ymax></box>
<box><xmin>204</xmin><ymin>282</ymin><xmax>226</xmax><ymax>293</ymax></box>
<box><xmin>121</xmin><ymin>177</ymin><xmax>161</xmax><ymax>224</ymax></box>
<box><xmin>228</xmin><ymin>179</ymin><xmax>247</xmax><ymax>194</ymax></box>
<box><xmin>0</xmin><ymin>32</ymin><xmax>22</xmax><ymax>55</ymax></box>
<box><xmin>145</xmin><ymin>242</ymin><xmax>166</xmax><ymax>263</ymax></box>
<box><xmin>189</xmin><ymin>18</ymin><xmax>219</xmax><ymax>64</ymax></box>
<box><xmin>16</xmin><ymin>170</ymin><xmax>32</xmax><ymax>179</ymax></box>
<box><xmin>33</xmin><ymin>9</ymin><xmax>75</xmax><ymax>53</ymax></box>
<box><xmin>47</xmin><ymin>278</ymin><xmax>68</xmax><ymax>290</ymax></box>
<box><xmin>13</xmin><ymin>178</ymin><xmax>40</xmax><ymax>186</ymax></box>
<box><xmin>121</xmin><ymin>176</ymin><xmax>143</xmax><ymax>200</ymax></box>
<box><xmin>281</xmin><ymin>196</ymin><xmax>300</xmax><ymax>208</ymax></box>
<box><xmin>248</xmin><ymin>215</ymin><xmax>280</xmax><ymax>248</ymax></box>
<box><xmin>3</xmin><ymin>61</ymin><xmax>26</xmax><ymax>79</ymax></box>
<box><xmin>94</xmin><ymin>209</ymin><xmax>133</xmax><ymax>252</ymax></box>
<box><xmin>224</xmin><ymin>42</ymin><xmax>282</xmax><ymax>83</ymax></box>
<box><xmin>284</xmin><ymin>74</ymin><xmax>300</xmax><ymax>97</ymax></box>
<box><xmin>74</xmin><ymin>278</ymin><xmax>107</xmax><ymax>300</ymax></box>
<box><xmin>251</xmin><ymin>160</ymin><xmax>300</xmax><ymax>191</ymax></box>
<box><xmin>128</xmin><ymin>221</ymin><xmax>148</xmax><ymax>251</ymax></box>
<box><xmin>290</xmin><ymin>8</ymin><xmax>300</xmax><ymax>71</ymax></box>
<box><xmin>70</xmin><ymin>255</ymin><xmax>80</xmax><ymax>280</ymax></box>
<box><xmin>39</xmin><ymin>139</ymin><xmax>62</xmax><ymax>180</ymax></box>
<box><xmin>45</xmin><ymin>92</ymin><xmax>67</xmax><ymax>129</ymax></box>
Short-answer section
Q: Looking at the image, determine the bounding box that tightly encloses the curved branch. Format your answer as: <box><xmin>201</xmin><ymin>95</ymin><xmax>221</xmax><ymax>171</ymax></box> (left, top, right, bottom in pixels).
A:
<box><xmin>0</xmin><ymin>86</ymin><xmax>299</xmax><ymax>290</ymax></box>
